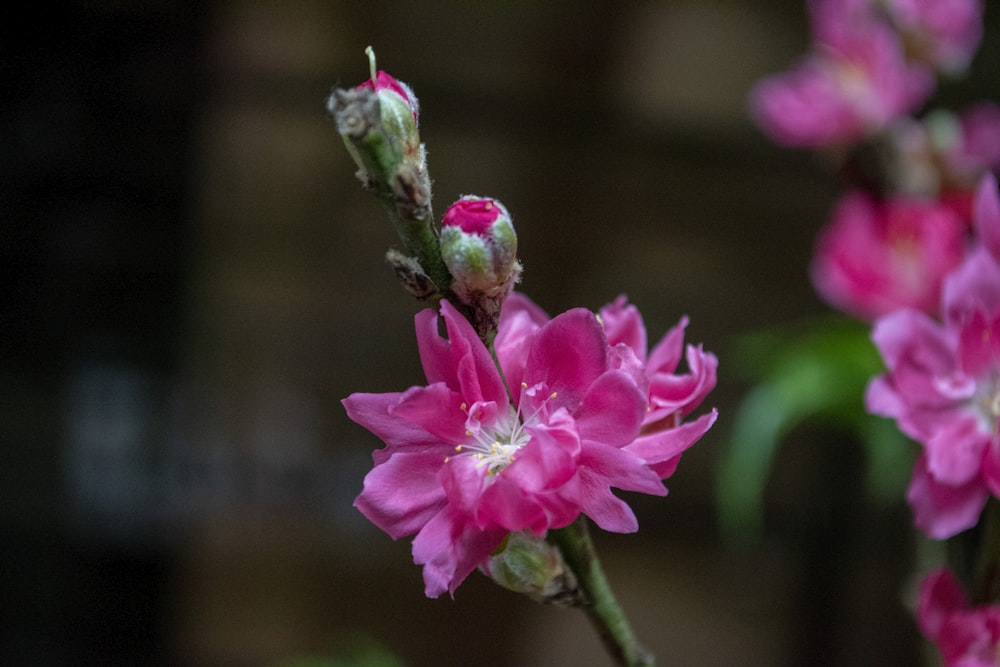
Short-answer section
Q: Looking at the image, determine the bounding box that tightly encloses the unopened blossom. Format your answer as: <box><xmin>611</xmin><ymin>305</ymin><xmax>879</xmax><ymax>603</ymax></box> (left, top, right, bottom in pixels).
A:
<box><xmin>918</xmin><ymin>567</ymin><xmax>1000</xmax><ymax>666</ymax></box>
<box><xmin>866</xmin><ymin>176</ymin><xmax>1000</xmax><ymax>538</ymax></box>
<box><xmin>439</xmin><ymin>196</ymin><xmax>522</xmax><ymax>335</ymax></box>
<box><xmin>810</xmin><ymin>190</ymin><xmax>966</xmax><ymax>321</ymax></box>
<box><xmin>346</xmin><ymin>297</ymin><xmax>677</xmax><ymax>597</ymax></box>
<box><xmin>750</xmin><ymin>16</ymin><xmax>933</xmax><ymax>147</ymax></box>
<box><xmin>353</xmin><ymin>46</ymin><xmax>420</xmax><ymax>126</ymax></box>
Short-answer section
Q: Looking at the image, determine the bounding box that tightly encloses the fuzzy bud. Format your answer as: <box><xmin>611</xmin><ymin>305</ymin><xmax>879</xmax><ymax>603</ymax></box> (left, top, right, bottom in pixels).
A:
<box><xmin>482</xmin><ymin>532</ymin><xmax>580</xmax><ymax>605</ymax></box>
<box><xmin>354</xmin><ymin>47</ymin><xmax>420</xmax><ymax>154</ymax></box>
<box><xmin>326</xmin><ymin>47</ymin><xmax>424</xmax><ymax>185</ymax></box>
<box><xmin>440</xmin><ymin>195</ymin><xmax>521</xmax><ymax>298</ymax></box>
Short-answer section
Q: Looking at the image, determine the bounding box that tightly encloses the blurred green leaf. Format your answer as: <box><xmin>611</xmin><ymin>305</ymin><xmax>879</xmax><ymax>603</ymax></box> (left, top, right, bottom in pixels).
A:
<box><xmin>717</xmin><ymin>315</ymin><xmax>915</xmax><ymax>545</ymax></box>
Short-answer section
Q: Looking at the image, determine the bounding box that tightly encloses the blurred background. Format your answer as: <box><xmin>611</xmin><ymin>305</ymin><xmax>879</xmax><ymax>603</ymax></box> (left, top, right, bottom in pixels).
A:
<box><xmin>4</xmin><ymin>1</ymin><xmax>998</xmax><ymax>665</ymax></box>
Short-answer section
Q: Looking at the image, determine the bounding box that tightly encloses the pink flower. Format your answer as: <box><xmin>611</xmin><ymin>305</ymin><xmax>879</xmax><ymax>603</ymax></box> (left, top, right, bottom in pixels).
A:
<box><xmin>865</xmin><ymin>200</ymin><xmax>1000</xmax><ymax>537</ymax></box>
<box><xmin>946</xmin><ymin>104</ymin><xmax>1000</xmax><ymax>189</ymax></box>
<box><xmin>810</xmin><ymin>191</ymin><xmax>967</xmax><ymax>321</ymax></box>
<box><xmin>809</xmin><ymin>0</ymin><xmax>983</xmax><ymax>73</ymax></box>
<box><xmin>750</xmin><ymin>16</ymin><xmax>933</xmax><ymax>147</ymax></box>
<box><xmin>918</xmin><ymin>567</ymin><xmax>1000</xmax><ymax>666</ymax></box>
<box><xmin>346</xmin><ymin>297</ymin><xmax>677</xmax><ymax>597</ymax></box>
<box><xmin>884</xmin><ymin>0</ymin><xmax>984</xmax><ymax>74</ymax></box>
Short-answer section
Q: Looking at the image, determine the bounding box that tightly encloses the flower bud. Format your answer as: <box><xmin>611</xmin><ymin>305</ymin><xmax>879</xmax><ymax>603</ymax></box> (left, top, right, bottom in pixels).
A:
<box><xmin>440</xmin><ymin>195</ymin><xmax>521</xmax><ymax>300</ymax></box>
<box><xmin>482</xmin><ymin>531</ymin><xmax>579</xmax><ymax>605</ymax></box>
<box><xmin>353</xmin><ymin>46</ymin><xmax>421</xmax><ymax>164</ymax></box>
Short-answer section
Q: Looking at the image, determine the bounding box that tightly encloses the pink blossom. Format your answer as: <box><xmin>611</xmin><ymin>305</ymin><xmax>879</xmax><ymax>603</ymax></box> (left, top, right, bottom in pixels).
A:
<box><xmin>810</xmin><ymin>191</ymin><xmax>966</xmax><ymax>321</ymax></box>
<box><xmin>809</xmin><ymin>0</ymin><xmax>983</xmax><ymax>73</ymax></box>
<box><xmin>918</xmin><ymin>567</ymin><xmax>1000</xmax><ymax>666</ymax></box>
<box><xmin>750</xmin><ymin>16</ymin><xmax>933</xmax><ymax>147</ymax></box>
<box><xmin>884</xmin><ymin>0</ymin><xmax>984</xmax><ymax>74</ymax></box>
<box><xmin>946</xmin><ymin>104</ymin><xmax>1000</xmax><ymax>189</ymax></box>
<box><xmin>346</xmin><ymin>297</ymin><xmax>680</xmax><ymax>597</ymax></box>
<box><xmin>865</xmin><ymin>235</ymin><xmax>1000</xmax><ymax>537</ymax></box>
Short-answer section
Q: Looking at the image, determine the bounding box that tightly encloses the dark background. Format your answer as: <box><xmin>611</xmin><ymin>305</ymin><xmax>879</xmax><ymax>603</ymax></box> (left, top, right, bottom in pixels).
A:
<box><xmin>3</xmin><ymin>2</ymin><xmax>998</xmax><ymax>665</ymax></box>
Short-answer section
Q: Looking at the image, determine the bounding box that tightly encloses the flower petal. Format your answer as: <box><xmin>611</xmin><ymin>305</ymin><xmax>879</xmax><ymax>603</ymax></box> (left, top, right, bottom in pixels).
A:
<box><xmin>343</xmin><ymin>392</ymin><xmax>441</xmax><ymax>463</ymax></box>
<box><xmin>354</xmin><ymin>451</ymin><xmax>448</xmax><ymax>539</ymax></box>
<box><xmin>626</xmin><ymin>409</ymin><xmax>718</xmax><ymax>478</ymax></box>
<box><xmin>599</xmin><ymin>296</ymin><xmax>648</xmax><ymax>364</ymax></box>
<box><xmin>416</xmin><ymin>301</ymin><xmax>508</xmax><ymax>406</ymax></box>
<box><xmin>392</xmin><ymin>383</ymin><xmax>469</xmax><ymax>444</ymax></box>
<box><xmin>523</xmin><ymin>308</ymin><xmax>609</xmax><ymax>413</ymax></box>
<box><xmin>907</xmin><ymin>454</ymin><xmax>988</xmax><ymax>539</ymax></box>
<box><xmin>573</xmin><ymin>369</ymin><xmax>646</xmax><ymax>448</ymax></box>
<box><xmin>411</xmin><ymin>506</ymin><xmax>507</xmax><ymax>598</ymax></box>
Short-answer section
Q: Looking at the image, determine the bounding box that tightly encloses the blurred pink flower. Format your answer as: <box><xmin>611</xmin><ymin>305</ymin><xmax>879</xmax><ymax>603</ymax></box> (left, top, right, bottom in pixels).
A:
<box><xmin>809</xmin><ymin>0</ymin><xmax>983</xmax><ymax>73</ymax></box>
<box><xmin>918</xmin><ymin>567</ymin><xmax>1000</xmax><ymax>666</ymax></box>
<box><xmin>811</xmin><ymin>191</ymin><xmax>966</xmax><ymax>321</ymax></box>
<box><xmin>346</xmin><ymin>297</ymin><xmax>683</xmax><ymax>597</ymax></box>
<box><xmin>750</xmin><ymin>16</ymin><xmax>933</xmax><ymax>147</ymax></box>
<box><xmin>885</xmin><ymin>0</ymin><xmax>984</xmax><ymax>73</ymax></box>
<box><xmin>946</xmin><ymin>103</ymin><xmax>1000</xmax><ymax>188</ymax></box>
<box><xmin>865</xmin><ymin>226</ymin><xmax>1000</xmax><ymax>538</ymax></box>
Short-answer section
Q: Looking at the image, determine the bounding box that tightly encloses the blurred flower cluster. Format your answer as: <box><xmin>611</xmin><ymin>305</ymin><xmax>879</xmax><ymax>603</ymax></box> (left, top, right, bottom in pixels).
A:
<box><xmin>737</xmin><ymin>1</ymin><xmax>1000</xmax><ymax>663</ymax></box>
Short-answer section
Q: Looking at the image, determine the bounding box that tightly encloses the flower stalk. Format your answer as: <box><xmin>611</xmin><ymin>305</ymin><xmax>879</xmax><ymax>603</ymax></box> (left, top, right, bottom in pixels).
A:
<box><xmin>326</xmin><ymin>48</ymin><xmax>451</xmax><ymax>299</ymax></box>
<box><xmin>550</xmin><ymin>518</ymin><xmax>655</xmax><ymax>667</ymax></box>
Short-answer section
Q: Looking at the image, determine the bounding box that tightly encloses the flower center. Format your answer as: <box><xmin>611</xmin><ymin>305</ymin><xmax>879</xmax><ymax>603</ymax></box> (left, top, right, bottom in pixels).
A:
<box><xmin>447</xmin><ymin>383</ymin><xmax>556</xmax><ymax>476</ymax></box>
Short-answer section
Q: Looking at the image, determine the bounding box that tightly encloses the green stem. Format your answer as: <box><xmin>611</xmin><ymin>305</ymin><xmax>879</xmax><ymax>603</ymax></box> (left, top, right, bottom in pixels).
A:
<box><xmin>550</xmin><ymin>518</ymin><xmax>655</xmax><ymax>667</ymax></box>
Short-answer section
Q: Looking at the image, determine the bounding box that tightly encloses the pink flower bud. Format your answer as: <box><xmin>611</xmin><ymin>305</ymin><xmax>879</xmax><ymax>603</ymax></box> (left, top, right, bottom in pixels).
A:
<box><xmin>354</xmin><ymin>67</ymin><xmax>419</xmax><ymax>125</ymax></box>
<box><xmin>440</xmin><ymin>196</ymin><xmax>521</xmax><ymax>300</ymax></box>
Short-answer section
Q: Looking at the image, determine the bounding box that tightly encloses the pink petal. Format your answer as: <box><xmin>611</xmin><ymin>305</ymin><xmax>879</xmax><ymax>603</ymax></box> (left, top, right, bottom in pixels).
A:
<box><xmin>415</xmin><ymin>301</ymin><xmax>507</xmax><ymax>406</ymax></box>
<box><xmin>943</xmin><ymin>249</ymin><xmax>1000</xmax><ymax>328</ymax></box>
<box><xmin>925</xmin><ymin>414</ymin><xmax>989</xmax><ymax>486</ymax></box>
<box><xmin>523</xmin><ymin>308</ymin><xmax>609</xmax><ymax>413</ymax></box>
<box><xmin>907</xmin><ymin>454</ymin><xmax>988</xmax><ymax>539</ymax></box>
<box><xmin>342</xmin><ymin>392</ymin><xmax>441</xmax><ymax>463</ymax></box>
<box><xmin>573</xmin><ymin>369</ymin><xmax>646</xmax><ymax>448</ymax></box>
<box><xmin>579</xmin><ymin>440</ymin><xmax>666</xmax><ymax>497</ymax></box>
<box><xmin>975</xmin><ymin>172</ymin><xmax>1000</xmax><ymax>262</ymax></box>
<box><xmin>354</xmin><ymin>451</ymin><xmax>448</xmax><ymax>539</ymax></box>
<box><xmin>599</xmin><ymin>296</ymin><xmax>648</xmax><ymax>363</ymax></box>
<box><xmin>958</xmin><ymin>309</ymin><xmax>1000</xmax><ymax>379</ymax></box>
<box><xmin>495</xmin><ymin>293</ymin><xmax>549</xmax><ymax>394</ymax></box>
<box><xmin>569</xmin><ymin>468</ymin><xmax>641</xmax><ymax>533</ymax></box>
<box><xmin>646</xmin><ymin>316</ymin><xmax>689</xmax><ymax>376</ymax></box>
<box><xmin>391</xmin><ymin>383</ymin><xmax>469</xmax><ymax>444</ymax></box>
<box><xmin>917</xmin><ymin>568</ymin><xmax>969</xmax><ymax>641</ymax></box>
<box><xmin>506</xmin><ymin>410</ymin><xmax>581</xmax><ymax>492</ymax></box>
<box><xmin>478</xmin><ymin>475</ymin><xmax>550</xmax><ymax>533</ymax></box>
<box><xmin>626</xmin><ymin>409</ymin><xmax>718</xmax><ymax>476</ymax></box>
<box><xmin>411</xmin><ymin>507</ymin><xmax>507</xmax><ymax>598</ymax></box>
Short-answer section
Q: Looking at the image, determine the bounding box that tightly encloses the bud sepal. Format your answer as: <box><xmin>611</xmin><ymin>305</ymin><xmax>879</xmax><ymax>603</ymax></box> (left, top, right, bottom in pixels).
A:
<box><xmin>482</xmin><ymin>531</ymin><xmax>581</xmax><ymax>606</ymax></box>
